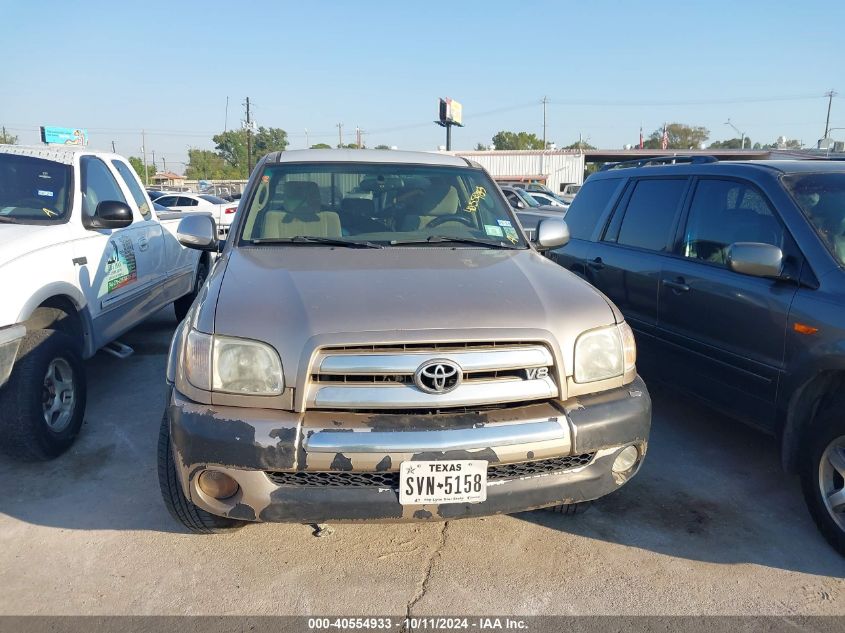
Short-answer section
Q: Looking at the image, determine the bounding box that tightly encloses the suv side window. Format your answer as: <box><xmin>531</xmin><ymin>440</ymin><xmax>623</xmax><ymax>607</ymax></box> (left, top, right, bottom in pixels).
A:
<box><xmin>112</xmin><ymin>160</ymin><xmax>151</xmax><ymax>220</ymax></box>
<box><xmin>564</xmin><ymin>177</ymin><xmax>622</xmax><ymax>240</ymax></box>
<box><xmin>613</xmin><ymin>178</ymin><xmax>688</xmax><ymax>251</ymax></box>
<box><xmin>681</xmin><ymin>179</ymin><xmax>784</xmax><ymax>266</ymax></box>
<box><xmin>80</xmin><ymin>156</ymin><xmax>129</xmax><ymax>220</ymax></box>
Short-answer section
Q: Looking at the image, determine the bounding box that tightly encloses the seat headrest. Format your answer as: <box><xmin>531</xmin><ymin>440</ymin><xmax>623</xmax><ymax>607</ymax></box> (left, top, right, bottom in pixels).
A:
<box><xmin>283</xmin><ymin>181</ymin><xmax>321</xmax><ymax>217</ymax></box>
<box><xmin>419</xmin><ymin>182</ymin><xmax>459</xmax><ymax>216</ymax></box>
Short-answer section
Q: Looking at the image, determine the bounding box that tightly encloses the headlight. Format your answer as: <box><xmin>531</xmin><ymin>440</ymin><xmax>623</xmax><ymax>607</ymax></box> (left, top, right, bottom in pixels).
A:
<box><xmin>573</xmin><ymin>322</ymin><xmax>636</xmax><ymax>383</ymax></box>
<box><xmin>184</xmin><ymin>330</ymin><xmax>284</xmax><ymax>395</ymax></box>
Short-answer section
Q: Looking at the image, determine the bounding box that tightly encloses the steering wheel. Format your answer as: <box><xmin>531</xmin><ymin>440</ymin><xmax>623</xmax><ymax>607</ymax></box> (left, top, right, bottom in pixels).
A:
<box><xmin>427</xmin><ymin>214</ymin><xmax>474</xmax><ymax>228</ymax></box>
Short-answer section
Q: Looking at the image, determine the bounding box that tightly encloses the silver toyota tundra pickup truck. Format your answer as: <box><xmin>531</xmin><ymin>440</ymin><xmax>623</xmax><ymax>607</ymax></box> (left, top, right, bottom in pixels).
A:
<box><xmin>159</xmin><ymin>150</ymin><xmax>651</xmax><ymax>533</ymax></box>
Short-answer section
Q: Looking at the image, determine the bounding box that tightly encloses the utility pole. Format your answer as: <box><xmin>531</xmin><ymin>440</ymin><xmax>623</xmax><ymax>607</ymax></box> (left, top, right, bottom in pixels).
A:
<box><xmin>305</xmin><ymin>128</ymin><xmax>309</xmax><ymax>149</ymax></box>
<box><xmin>337</xmin><ymin>123</ymin><xmax>343</xmax><ymax>148</ymax></box>
<box><xmin>151</xmin><ymin>150</ymin><xmax>156</xmax><ymax>173</ymax></box>
<box><xmin>141</xmin><ymin>130</ymin><xmax>149</xmax><ymax>185</ymax></box>
<box><xmin>111</xmin><ymin>140</ymin><xmax>116</xmax><ymax>153</ymax></box>
<box><xmin>824</xmin><ymin>90</ymin><xmax>837</xmax><ymax>139</ymax></box>
<box><xmin>245</xmin><ymin>97</ymin><xmax>253</xmax><ymax>175</ymax></box>
<box><xmin>224</xmin><ymin>96</ymin><xmax>229</xmax><ymax>132</ymax></box>
<box><xmin>542</xmin><ymin>96</ymin><xmax>549</xmax><ymax>149</ymax></box>
<box><xmin>356</xmin><ymin>126</ymin><xmax>363</xmax><ymax>149</ymax></box>
<box><xmin>162</xmin><ymin>157</ymin><xmax>167</xmax><ymax>172</ymax></box>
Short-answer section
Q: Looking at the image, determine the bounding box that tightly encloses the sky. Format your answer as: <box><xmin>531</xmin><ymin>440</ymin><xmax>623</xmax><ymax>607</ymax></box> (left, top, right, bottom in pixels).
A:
<box><xmin>1</xmin><ymin>0</ymin><xmax>843</xmax><ymax>172</ymax></box>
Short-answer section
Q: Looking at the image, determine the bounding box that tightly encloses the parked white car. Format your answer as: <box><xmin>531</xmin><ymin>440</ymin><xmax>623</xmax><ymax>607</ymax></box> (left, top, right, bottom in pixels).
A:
<box><xmin>0</xmin><ymin>144</ymin><xmax>213</xmax><ymax>460</ymax></box>
<box><xmin>527</xmin><ymin>191</ymin><xmax>570</xmax><ymax>210</ymax></box>
<box><xmin>154</xmin><ymin>192</ymin><xmax>238</xmax><ymax>235</ymax></box>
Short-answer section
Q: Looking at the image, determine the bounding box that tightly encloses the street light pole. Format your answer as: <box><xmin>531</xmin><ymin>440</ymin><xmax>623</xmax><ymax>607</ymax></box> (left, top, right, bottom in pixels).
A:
<box><xmin>725</xmin><ymin>118</ymin><xmax>746</xmax><ymax>149</ymax></box>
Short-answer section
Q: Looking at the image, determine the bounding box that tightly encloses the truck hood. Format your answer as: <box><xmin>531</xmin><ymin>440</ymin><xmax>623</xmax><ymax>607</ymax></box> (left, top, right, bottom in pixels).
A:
<box><xmin>0</xmin><ymin>223</ymin><xmax>69</xmax><ymax>269</ymax></box>
<box><xmin>210</xmin><ymin>247</ymin><xmax>619</xmax><ymax>382</ymax></box>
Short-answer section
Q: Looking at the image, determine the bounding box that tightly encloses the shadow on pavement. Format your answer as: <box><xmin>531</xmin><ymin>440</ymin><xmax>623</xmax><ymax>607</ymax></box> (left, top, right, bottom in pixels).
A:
<box><xmin>518</xmin><ymin>383</ymin><xmax>845</xmax><ymax>578</ymax></box>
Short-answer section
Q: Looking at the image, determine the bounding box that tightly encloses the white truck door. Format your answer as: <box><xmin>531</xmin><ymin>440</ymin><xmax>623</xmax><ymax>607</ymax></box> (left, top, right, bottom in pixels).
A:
<box><xmin>110</xmin><ymin>159</ymin><xmax>169</xmax><ymax>295</ymax></box>
<box><xmin>72</xmin><ymin>156</ymin><xmax>156</xmax><ymax>348</ymax></box>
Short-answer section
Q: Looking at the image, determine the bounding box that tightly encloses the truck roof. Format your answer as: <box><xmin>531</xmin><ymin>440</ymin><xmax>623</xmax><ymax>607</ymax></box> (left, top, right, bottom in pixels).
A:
<box><xmin>265</xmin><ymin>148</ymin><xmax>473</xmax><ymax>167</ymax></box>
<box><xmin>0</xmin><ymin>144</ymin><xmax>115</xmax><ymax>165</ymax></box>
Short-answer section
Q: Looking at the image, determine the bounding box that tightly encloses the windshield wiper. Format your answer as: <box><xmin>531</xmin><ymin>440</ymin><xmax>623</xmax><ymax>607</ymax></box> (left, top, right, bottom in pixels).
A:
<box><xmin>251</xmin><ymin>235</ymin><xmax>383</xmax><ymax>249</ymax></box>
<box><xmin>389</xmin><ymin>235</ymin><xmax>520</xmax><ymax>249</ymax></box>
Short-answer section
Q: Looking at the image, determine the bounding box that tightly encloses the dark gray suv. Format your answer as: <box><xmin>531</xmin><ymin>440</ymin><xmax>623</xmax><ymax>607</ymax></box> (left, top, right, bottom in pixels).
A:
<box><xmin>549</xmin><ymin>157</ymin><xmax>845</xmax><ymax>556</ymax></box>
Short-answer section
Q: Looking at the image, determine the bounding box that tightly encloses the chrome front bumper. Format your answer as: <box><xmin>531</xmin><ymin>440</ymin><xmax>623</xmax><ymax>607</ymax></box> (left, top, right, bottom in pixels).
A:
<box><xmin>166</xmin><ymin>377</ymin><xmax>651</xmax><ymax>523</ymax></box>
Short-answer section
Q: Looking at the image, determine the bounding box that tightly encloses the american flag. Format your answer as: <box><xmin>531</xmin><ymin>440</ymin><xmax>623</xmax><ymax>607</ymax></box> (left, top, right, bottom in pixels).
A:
<box><xmin>661</xmin><ymin>124</ymin><xmax>669</xmax><ymax>150</ymax></box>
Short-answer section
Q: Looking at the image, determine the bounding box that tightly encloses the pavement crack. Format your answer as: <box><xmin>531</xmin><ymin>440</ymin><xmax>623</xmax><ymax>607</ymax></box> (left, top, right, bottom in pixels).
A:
<box><xmin>401</xmin><ymin>521</ymin><xmax>449</xmax><ymax>630</ymax></box>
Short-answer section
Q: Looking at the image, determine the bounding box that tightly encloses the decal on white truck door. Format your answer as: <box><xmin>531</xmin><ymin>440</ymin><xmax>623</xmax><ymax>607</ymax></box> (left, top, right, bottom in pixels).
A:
<box><xmin>100</xmin><ymin>236</ymin><xmax>137</xmax><ymax>296</ymax></box>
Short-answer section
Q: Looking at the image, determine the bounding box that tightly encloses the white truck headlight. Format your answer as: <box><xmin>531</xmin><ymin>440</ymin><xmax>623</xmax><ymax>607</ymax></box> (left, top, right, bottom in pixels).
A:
<box><xmin>573</xmin><ymin>322</ymin><xmax>636</xmax><ymax>383</ymax></box>
<box><xmin>184</xmin><ymin>330</ymin><xmax>284</xmax><ymax>395</ymax></box>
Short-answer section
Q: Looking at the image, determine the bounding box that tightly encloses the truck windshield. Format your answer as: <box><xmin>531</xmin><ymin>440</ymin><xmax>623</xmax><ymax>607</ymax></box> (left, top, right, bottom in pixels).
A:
<box><xmin>239</xmin><ymin>163</ymin><xmax>526</xmax><ymax>248</ymax></box>
<box><xmin>783</xmin><ymin>173</ymin><xmax>845</xmax><ymax>266</ymax></box>
<box><xmin>0</xmin><ymin>154</ymin><xmax>72</xmax><ymax>224</ymax></box>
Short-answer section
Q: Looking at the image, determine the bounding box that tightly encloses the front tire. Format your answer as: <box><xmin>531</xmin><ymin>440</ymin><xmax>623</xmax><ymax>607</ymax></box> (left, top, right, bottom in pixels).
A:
<box><xmin>174</xmin><ymin>258</ymin><xmax>208</xmax><ymax>322</ymax></box>
<box><xmin>0</xmin><ymin>329</ymin><xmax>86</xmax><ymax>461</ymax></box>
<box><xmin>157</xmin><ymin>410</ymin><xmax>246</xmax><ymax>534</ymax></box>
<box><xmin>801</xmin><ymin>395</ymin><xmax>845</xmax><ymax>557</ymax></box>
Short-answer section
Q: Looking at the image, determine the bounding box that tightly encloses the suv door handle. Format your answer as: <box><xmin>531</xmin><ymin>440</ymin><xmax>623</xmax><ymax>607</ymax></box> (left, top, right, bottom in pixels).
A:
<box><xmin>587</xmin><ymin>257</ymin><xmax>604</xmax><ymax>270</ymax></box>
<box><xmin>663</xmin><ymin>278</ymin><xmax>690</xmax><ymax>293</ymax></box>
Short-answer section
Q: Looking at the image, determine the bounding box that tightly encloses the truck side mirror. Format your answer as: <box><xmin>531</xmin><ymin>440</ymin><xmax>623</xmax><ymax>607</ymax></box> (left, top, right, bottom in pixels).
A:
<box><xmin>727</xmin><ymin>242</ymin><xmax>784</xmax><ymax>278</ymax></box>
<box><xmin>91</xmin><ymin>201</ymin><xmax>133</xmax><ymax>229</ymax></box>
<box><xmin>177</xmin><ymin>214</ymin><xmax>219</xmax><ymax>251</ymax></box>
<box><xmin>534</xmin><ymin>218</ymin><xmax>570</xmax><ymax>251</ymax></box>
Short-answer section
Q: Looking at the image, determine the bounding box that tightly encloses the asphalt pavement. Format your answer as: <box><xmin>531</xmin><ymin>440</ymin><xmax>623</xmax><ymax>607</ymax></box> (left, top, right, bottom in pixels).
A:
<box><xmin>0</xmin><ymin>308</ymin><xmax>843</xmax><ymax>616</ymax></box>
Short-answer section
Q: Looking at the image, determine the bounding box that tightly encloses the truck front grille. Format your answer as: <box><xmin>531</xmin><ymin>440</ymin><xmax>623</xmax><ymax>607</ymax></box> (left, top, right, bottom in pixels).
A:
<box><xmin>306</xmin><ymin>342</ymin><xmax>559</xmax><ymax>411</ymax></box>
<box><xmin>265</xmin><ymin>453</ymin><xmax>595</xmax><ymax>488</ymax></box>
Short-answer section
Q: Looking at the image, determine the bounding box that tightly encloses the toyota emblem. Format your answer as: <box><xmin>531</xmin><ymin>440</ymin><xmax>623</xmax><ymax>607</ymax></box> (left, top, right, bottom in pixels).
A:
<box><xmin>413</xmin><ymin>359</ymin><xmax>462</xmax><ymax>394</ymax></box>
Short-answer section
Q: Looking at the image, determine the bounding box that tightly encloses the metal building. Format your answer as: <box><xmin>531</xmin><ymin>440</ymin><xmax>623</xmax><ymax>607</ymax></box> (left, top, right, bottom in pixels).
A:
<box><xmin>450</xmin><ymin>150</ymin><xmax>586</xmax><ymax>193</ymax></box>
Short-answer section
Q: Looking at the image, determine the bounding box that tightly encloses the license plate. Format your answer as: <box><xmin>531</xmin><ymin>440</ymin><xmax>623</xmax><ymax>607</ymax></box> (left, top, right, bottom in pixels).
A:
<box><xmin>399</xmin><ymin>460</ymin><xmax>487</xmax><ymax>505</ymax></box>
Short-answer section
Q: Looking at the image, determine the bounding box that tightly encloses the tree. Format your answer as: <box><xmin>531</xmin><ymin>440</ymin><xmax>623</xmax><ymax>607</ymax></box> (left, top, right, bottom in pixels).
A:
<box><xmin>491</xmin><ymin>131</ymin><xmax>545</xmax><ymax>150</ymax></box>
<box><xmin>474</xmin><ymin>142</ymin><xmax>488</xmax><ymax>151</ymax></box>
<box><xmin>709</xmin><ymin>138</ymin><xmax>751</xmax><ymax>149</ymax></box>
<box><xmin>374</xmin><ymin>144</ymin><xmax>392</xmax><ymax>150</ymax></box>
<box><xmin>212</xmin><ymin>127</ymin><xmax>289</xmax><ymax>177</ymax></box>
<box><xmin>564</xmin><ymin>140</ymin><xmax>596</xmax><ymax>150</ymax></box>
<box><xmin>185</xmin><ymin>149</ymin><xmax>237</xmax><ymax>180</ymax></box>
<box><xmin>310</xmin><ymin>143</ymin><xmax>332</xmax><ymax>149</ymax></box>
<box><xmin>128</xmin><ymin>156</ymin><xmax>156</xmax><ymax>184</ymax></box>
<box><xmin>643</xmin><ymin>123</ymin><xmax>709</xmax><ymax>150</ymax></box>
<box><xmin>0</xmin><ymin>127</ymin><xmax>17</xmax><ymax>145</ymax></box>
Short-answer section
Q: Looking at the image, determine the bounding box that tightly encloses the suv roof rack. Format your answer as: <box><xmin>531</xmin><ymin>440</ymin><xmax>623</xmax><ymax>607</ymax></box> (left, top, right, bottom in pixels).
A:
<box><xmin>600</xmin><ymin>155</ymin><xmax>718</xmax><ymax>171</ymax></box>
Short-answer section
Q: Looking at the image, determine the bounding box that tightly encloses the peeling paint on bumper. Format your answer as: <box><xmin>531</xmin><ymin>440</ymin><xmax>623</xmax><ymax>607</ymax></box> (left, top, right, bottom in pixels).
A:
<box><xmin>167</xmin><ymin>376</ymin><xmax>651</xmax><ymax>523</ymax></box>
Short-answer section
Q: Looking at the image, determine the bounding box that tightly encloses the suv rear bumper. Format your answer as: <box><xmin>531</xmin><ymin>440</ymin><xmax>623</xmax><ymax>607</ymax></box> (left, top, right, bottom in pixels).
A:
<box><xmin>166</xmin><ymin>376</ymin><xmax>651</xmax><ymax>523</ymax></box>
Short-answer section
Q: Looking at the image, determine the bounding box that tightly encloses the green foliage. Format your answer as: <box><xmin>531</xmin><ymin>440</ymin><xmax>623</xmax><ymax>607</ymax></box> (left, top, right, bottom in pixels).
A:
<box><xmin>128</xmin><ymin>156</ymin><xmax>156</xmax><ymax>184</ymax></box>
<box><xmin>564</xmin><ymin>140</ymin><xmax>597</xmax><ymax>150</ymax></box>
<box><xmin>474</xmin><ymin>142</ymin><xmax>488</xmax><ymax>150</ymax></box>
<box><xmin>339</xmin><ymin>143</ymin><xmax>361</xmax><ymax>149</ymax></box>
<box><xmin>643</xmin><ymin>123</ymin><xmax>709</xmax><ymax>150</ymax></box>
<box><xmin>185</xmin><ymin>149</ymin><xmax>238</xmax><ymax>180</ymax></box>
<box><xmin>211</xmin><ymin>127</ymin><xmax>289</xmax><ymax>177</ymax></box>
<box><xmin>491</xmin><ymin>131</ymin><xmax>545</xmax><ymax>150</ymax></box>
<box><xmin>374</xmin><ymin>144</ymin><xmax>392</xmax><ymax>150</ymax></box>
<box><xmin>0</xmin><ymin>127</ymin><xmax>17</xmax><ymax>145</ymax></box>
<box><xmin>310</xmin><ymin>143</ymin><xmax>332</xmax><ymax>149</ymax></box>
<box><xmin>709</xmin><ymin>138</ymin><xmax>751</xmax><ymax>149</ymax></box>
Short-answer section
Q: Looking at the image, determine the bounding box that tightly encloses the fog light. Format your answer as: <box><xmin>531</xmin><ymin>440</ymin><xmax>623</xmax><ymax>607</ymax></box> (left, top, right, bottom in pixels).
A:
<box><xmin>197</xmin><ymin>470</ymin><xmax>239</xmax><ymax>500</ymax></box>
<box><xmin>612</xmin><ymin>446</ymin><xmax>639</xmax><ymax>474</ymax></box>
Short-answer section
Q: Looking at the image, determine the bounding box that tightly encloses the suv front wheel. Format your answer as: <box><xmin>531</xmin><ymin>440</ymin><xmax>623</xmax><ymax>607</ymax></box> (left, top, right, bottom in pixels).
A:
<box><xmin>801</xmin><ymin>396</ymin><xmax>845</xmax><ymax>556</ymax></box>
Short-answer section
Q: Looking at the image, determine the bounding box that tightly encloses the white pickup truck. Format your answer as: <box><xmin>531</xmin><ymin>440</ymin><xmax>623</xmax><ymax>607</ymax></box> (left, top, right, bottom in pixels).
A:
<box><xmin>0</xmin><ymin>144</ymin><xmax>212</xmax><ymax>460</ymax></box>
